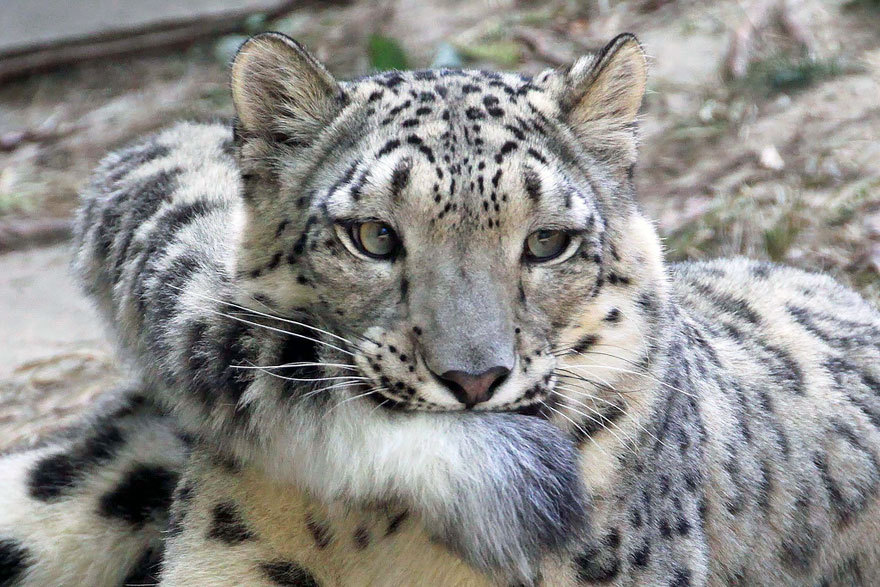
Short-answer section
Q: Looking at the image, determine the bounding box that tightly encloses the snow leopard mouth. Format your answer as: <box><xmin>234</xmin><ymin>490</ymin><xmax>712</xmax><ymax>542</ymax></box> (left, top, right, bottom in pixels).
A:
<box><xmin>360</xmin><ymin>382</ymin><xmax>551</xmax><ymax>419</ymax></box>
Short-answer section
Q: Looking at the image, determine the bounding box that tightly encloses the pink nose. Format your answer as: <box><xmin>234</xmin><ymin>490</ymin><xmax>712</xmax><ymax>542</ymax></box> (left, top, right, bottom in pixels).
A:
<box><xmin>438</xmin><ymin>366</ymin><xmax>510</xmax><ymax>406</ymax></box>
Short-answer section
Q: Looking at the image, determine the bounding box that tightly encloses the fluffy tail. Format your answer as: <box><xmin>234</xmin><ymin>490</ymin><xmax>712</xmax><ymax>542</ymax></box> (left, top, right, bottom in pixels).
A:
<box><xmin>0</xmin><ymin>386</ymin><xmax>188</xmax><ymax>586</ymax></box>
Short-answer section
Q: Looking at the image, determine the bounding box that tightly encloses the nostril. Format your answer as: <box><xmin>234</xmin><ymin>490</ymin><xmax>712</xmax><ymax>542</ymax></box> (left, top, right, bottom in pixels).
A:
<box><xmin>437</xmin><ymin>366</ymin><xmax>510</xmax><ymax>406</ymax></box>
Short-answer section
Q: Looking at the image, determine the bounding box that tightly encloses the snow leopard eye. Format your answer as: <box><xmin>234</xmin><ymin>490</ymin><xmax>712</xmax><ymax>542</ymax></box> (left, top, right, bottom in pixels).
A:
<box><xmin>348</xmin><ymin>221</ymin><xmax>400</xmax><ymax>259</ymax></box>
<box><xmin>524</xmin><ymin>230</ymin><xmax>570</xmax><ymax>262</ymax></box>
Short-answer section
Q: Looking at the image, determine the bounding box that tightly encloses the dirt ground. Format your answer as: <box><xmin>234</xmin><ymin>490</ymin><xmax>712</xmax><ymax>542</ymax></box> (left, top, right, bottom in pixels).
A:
<box><xmin>1</xmin><ymin>0</ymin><xmax>879</xmax><ymax>449</ymax></box>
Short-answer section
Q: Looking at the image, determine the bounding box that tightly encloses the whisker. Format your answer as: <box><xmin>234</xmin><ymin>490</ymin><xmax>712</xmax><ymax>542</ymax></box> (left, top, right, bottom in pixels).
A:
<box><xmin>301</xmin><ymin>381</ymin><xmax>368</xmax><ymax>400</ymax></box>
<box><xmin>562</xmin><ymin>364</ymin><xmax>696</xmax><ymax>398</ymax></box>
<box><xmin>556</xmin><ymin>371</ymin><xmax>654</xmax><ymax>397</ymax></box>
<box><xmin>556</xmin><ymin>365</ymin><xmax>618</xmax><ymax>391</ymax></box>
<box><xmin>231</xmin><ymin>362</ymin><xmax>360</xmax><ymax>372</ymax></box>
<box><xmin>555</xmin><ymin>346</ymin><xmax>652</xmax><ymax>373</ymax></box>
<box><xmin>246</xmin><ymin>364</ymin><xmax>367</xmax><ymax>385</ymax></box>
<box><xmin>168</xmin><ymin>283</ymin><xmax>361</xmax><ymax>348</ymax></box>
<box><xmin>539</xmin><ymin>401</ymin><xmax>609</xmax><ymax>458</ymax></box>
<box><xmin>369</xmin><ymin>398</ymin><xmax>391</xmax><ymax>415</ymax></box>
<box><xmin>555</xmin><ymin>382</ymin><xmax>631</xmax><ymax>412</ymax></box>
<box><xmin>554</xmin><ymin>384</ymin><xmax>672</xmax><ymax>451</ymax></box>
<box><xmin>204</xmin><ymin>307</ymin><xmax>356</xmax><ymax>357</ymax></box>
<box><xmin>549</xmin><ymin>390</ymin><xmax>636</xmax><ymax>452</ymax></box>
<box><xmin>328</xmin><ymin>387</ymin><xmax>385</xmax><ymax>414</ymax></box>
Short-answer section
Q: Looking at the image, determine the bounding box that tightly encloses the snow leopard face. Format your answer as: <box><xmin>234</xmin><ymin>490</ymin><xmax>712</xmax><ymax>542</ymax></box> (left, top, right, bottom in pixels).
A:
<box><xmin>232</xmin><ymin>33</ymin><xmax>652</xmax><ymax>415</ymax></box>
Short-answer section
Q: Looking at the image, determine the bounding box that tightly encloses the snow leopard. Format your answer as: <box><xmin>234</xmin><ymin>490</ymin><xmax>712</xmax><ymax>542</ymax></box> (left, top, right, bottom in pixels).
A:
<box><xmin>1</xmin><ymin>31</ymin><xmax>879</xmax><ymax>586</ymax></box>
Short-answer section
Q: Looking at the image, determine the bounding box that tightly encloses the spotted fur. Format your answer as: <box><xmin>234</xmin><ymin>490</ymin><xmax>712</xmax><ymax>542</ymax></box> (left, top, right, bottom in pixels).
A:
<box><xmin>1</xmin><ymin>31</ymin><xmax>879</xmax><ymax>586</ymax></box>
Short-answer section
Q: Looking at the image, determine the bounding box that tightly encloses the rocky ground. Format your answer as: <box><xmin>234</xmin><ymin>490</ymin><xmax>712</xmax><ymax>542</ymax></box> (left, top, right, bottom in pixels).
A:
<box><xmin>1</xmin><ymin>0</ymin><xmax>878</xmax><ymax>449</ymax></box>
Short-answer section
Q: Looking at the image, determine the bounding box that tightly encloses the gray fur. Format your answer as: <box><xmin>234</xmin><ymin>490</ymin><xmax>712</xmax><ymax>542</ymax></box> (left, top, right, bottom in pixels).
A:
<box><xmin>0</xmin><ymin>31</ymin><xmax>878</xmax><ymax>586</ymax></box>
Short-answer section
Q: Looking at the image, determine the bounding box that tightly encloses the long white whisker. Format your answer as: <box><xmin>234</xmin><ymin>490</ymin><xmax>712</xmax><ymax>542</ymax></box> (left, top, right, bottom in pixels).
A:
<box><xmin>231</xmin><ymin>362</ymin><xmax>359</xmax><ymax>372</ymax></box>
<box><xmin>563</xmin><ymin>364</ymin><xmax>696</xmax><ymax>398</ymax></box>
<box><xmin>370</xmin><ymin>398</ymin><xmax>391</xmax><ymax>415</ymax></box>
<box><xmin>205</xmin><ymin>307</ymin><xmax>355</xmax><ymax>357</ymax></box>
<box><xmin>554</xmin><ymin>384</ymin><xmax>672</xmax><ymax>451</ymax></box>
<box><xmin>556</xmin><ymin>371</ymin><xmax>653</xmax><ymax>397</ymax></box>
<box><xmin>555</xmin><ymin>382</ymin><xmax>631</xmax><ymax>412</ymax></box>
<box><xmin>301</xmin><ymin>381</ymin><xmax>368</xmax><ymax>399</ymax></box>
<box><xmin>557</xmin><ymin>346</ymin><xmax>652</xmax><ymax>372</ymax></box>
<box><xmin>168</xmin><ymin>283</ymin><xmax>360</xmax><ymax>348</ymax></box>
<box><xmin>328</xmin><ymin>387</ymin><xmax>384</xmax><ymax>414</ymax></box>
<box><xmin>247</xmin><ymin>364</ymin><xmax>367</xmax><ymax>385</ymax></box>
<box><xmin>557</xmin><ymin>365</ymin><xmax>618</xmax><ymax>390</ymax></box>
<box><xmin>549</xmin><ymin>390</ymin><xmax>635</xmax><ymax>451</ymax></box>
<box><xmin>540</xmin><ymin>401</ymin><xmax>609</xmax><ymax>458</ymax></box>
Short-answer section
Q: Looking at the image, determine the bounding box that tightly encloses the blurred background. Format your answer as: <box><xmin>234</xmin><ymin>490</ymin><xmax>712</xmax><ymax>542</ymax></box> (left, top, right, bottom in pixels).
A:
<box><xmin>1</xmin><ymin>0</ymin><xmax>878</xmax><ymax>447</ymax></box>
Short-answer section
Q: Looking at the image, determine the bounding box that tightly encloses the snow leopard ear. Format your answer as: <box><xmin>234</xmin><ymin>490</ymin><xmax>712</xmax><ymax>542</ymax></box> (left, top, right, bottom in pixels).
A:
<box><xmin>231</xmin><ymin>33</ymin><xmax>345</xmax><ymax>145</ymax></box>
<box><xmin>553</xmin><ymin>33</ymin><xmax>646</xmax><ymax>165</ymax></box>
<box><xmin>563</xmin><ymin>33</ymin><xmax>647</xmax><ymax>129</ymax></box>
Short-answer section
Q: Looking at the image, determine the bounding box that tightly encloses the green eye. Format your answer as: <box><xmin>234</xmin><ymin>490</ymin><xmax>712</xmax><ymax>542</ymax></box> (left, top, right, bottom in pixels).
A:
<box><xmin>525</xmin><ymin>230</ymin><xmax>570</xmax><ymax>262</ymax></box>
<box><xmin>349</xmin><ymin>221</ymin><xmax>400</xmax><ymax>259</ymax></box>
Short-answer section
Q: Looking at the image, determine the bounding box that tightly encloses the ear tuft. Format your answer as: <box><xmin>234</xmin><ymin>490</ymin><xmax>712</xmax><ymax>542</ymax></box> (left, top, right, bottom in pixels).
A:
<box><xmin>565</xmin><ymin>33</ymin><xmax>647</xmax><ymax>130</ymax></box>
<box><xmin>231</xmin><ymin>33</ymin><xmax>344</xmax><ymax>144</ymax></box>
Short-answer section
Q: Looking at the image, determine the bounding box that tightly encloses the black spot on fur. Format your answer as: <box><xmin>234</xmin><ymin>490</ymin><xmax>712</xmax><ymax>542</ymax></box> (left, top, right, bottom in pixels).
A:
<box><xmin>385</xmin><ymin>511</ymin><xmax>408</xmax><ymax>536</ymax></box>
<box><xmin>98</xmin><ymin>465</ymin><xmax>178</xmax><ymax>528</ymax></box>
<box><xmin>109</xmin><ymin>167</ymin><xmax>182</xmax><ymax>281</ymax></box>
<box><xmin>167</xmin><ymin>483</ymin><xmax>194</xmax><ymax>537</ymax></box>
<box><xmin>306</xmin><ymin>514</ymin><xmax>332</xmax><ymax>549</ymax></box>
<box><xmin>575</xmin><ymin>533</ymin><xmax>621</xmax><ymax>583</ymax></box>
<box><xmin>494</xmin><ymin>141</ymin><xmax>518</xmax><ymax>163</ymax></box>
<box><xmin>0</xmin><ymin>538</ymin><xmax>30</xmax><ymax>585</ymax></box>
<box><xmin>102</xmin><ymin>142</ymin><xmax>170</xmax><ymax>191</ymax></box>
<box><xmin>671</xmin><ymin>568</ymin><xmax>692</xmax><ymax>587</ymax></box>
<box><xmin>353</xmin><ymin>525</ymin><xmax>370</xmax><ymax>549</ymax></box>
<box><xmin>28</xmin><ymin>425</ymin><xmax>125</xmax><ymax>501</ymax></box>
<box><xmin>523</xmin><ymin>169</ymin><xmax>541</xmax><ymax>202</ymax></box>
<box><xmin>207</xmin><ymin>502</ymin><xmax>255</xmax><ymax>544</ymax></box>
<box><xmin>526</xmin><ymin>148</ymin><xmax>547</xmax><ymax>164</ymax></box>
<box><xmin>376</xmin><ymin>139</ymin><xmax>401</xmax><ymax>158</ymax></box>
<box><xmin>260</xmin><ymin>560</ymin><xmax>320</xmax><ymax>586</ymax></box>
<box><xmin>389</xmin><ymin>162</ymin><xmax>411</xmax><ymax>201</ymax></box>
<box><xmin>122</xmin><ymin>547</ymin><xmax>164</xmax><ymax>586</ymax></box>
<box><xmin>573</xmin><ymin>334</ymin><xmax>599</xmax><ymax>354</ymax></box>
<box><xmin>630</xmin><ymin>541</ymin><xmax>650</xmax><ymax>567</ymax></box>
<box><xmin>604</xmin><ymin>308</ymin><xmax>622</xmax><ymax>323</ymax></box>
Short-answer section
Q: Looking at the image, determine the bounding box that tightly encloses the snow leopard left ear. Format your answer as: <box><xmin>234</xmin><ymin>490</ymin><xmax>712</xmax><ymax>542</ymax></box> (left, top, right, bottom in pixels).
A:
<box><xmin>548</xmin><ymin>33</ymin><xmax>647</xmax><ymax>165</ymax></box>
<box><xmin>231</xmin><ymin>33</ymin><xmax>345</xmax><ymax>145</ymax></box>
<box><xmin>563</xmin><ymin>33</ymin><xmax>647</xmax><ymax>129</ymax></box>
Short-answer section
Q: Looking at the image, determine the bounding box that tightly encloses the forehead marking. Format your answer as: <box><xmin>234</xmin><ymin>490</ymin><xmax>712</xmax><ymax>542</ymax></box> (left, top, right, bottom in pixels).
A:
<box><xmin>523</xmin><ymin>168</ymin><xmax>541</xmax><ymax>202</ymax></box>
<box><xmin>526</xmin><ymin>149</ymin><xmax>548</xmax><ymax>165</ymax></box>
<box><xmin>376</xmin><ymin>139</ymin><xmax>401</xmax><ymax>158</ymax></box>
<box><xmin>389</xmin><ymin>160</ymin><xmax>412</xmax><ymax>202</ymax></box>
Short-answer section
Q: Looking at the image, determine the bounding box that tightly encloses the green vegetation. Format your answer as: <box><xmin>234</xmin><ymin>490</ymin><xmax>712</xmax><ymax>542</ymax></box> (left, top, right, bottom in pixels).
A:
<box><xmin>368</xmin><ymin>35</ymin><xmax>408</xmax><ymax>71</ymax></box>
<box><xmin>735</xmin><ymin>53</ymin><xmax>856</xmax><ymax>96</ymax></box>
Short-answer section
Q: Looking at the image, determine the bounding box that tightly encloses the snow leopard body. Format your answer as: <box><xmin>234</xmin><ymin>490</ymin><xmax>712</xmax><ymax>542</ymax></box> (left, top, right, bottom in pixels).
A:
<box><xmin>1</xmin><ymin>33</ymin><xmax>879</xmax><ymax>586</ymax></box>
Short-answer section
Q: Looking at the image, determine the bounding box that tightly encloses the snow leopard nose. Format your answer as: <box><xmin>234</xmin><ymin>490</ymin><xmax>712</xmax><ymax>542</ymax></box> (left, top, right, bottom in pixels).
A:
<box><xmin>436</xmin><ymin>366</ymin><xmax>510</xmax><ymax>407</ymax></box>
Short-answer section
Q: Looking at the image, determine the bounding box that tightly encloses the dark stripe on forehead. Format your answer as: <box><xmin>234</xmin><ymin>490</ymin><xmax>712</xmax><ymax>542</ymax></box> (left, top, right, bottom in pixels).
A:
<box><xmin>389</xmin><ymin>159</ymin><xmax>412</xmax><ymax>202</ymax></box>
<box><xmin>376</xmin><ymin>139</ymin><xmax>401</xmax><ymax>158</ymax></box>
<box><xmin>527</xmin><ymin>148</ymin><xmax>548</xmax><ymax>165</ymax></box>
<box><xmin>523</xmin><ymin>167</ymin><xmax>542</xmax><ymax>202</ymax></box>
<box><xmin>406</xmin><ymin>135</ymin><xmax>436</xmax><ymax>163</ymax></box>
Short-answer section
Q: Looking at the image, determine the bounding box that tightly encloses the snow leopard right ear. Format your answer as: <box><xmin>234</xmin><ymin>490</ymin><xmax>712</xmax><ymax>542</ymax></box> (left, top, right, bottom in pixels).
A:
<box><xmin>231</xmin><ymin>33</ymin><xmax>346</xmax><ymax>145</ymax></box>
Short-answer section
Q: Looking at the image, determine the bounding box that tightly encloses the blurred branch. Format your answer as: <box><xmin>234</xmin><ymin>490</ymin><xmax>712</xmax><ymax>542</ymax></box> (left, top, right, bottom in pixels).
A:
<box><xmin>0</xmin><ymin>218</ymin><xmax>71</xmax><ymax>252</ymax></box>
<box><xmin>0</xmin><ymin>0</ymin><xmax>328</xmax><ymax>82</ymax></box>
